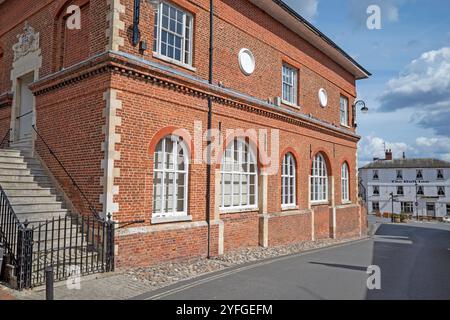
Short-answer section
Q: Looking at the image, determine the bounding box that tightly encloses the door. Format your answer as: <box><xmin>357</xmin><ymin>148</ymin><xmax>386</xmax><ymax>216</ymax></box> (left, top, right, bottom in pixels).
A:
<box><xmin>17</xmin><ymin>73</ymin><xmax>34</xmax><ymax>140</ymax></box>
<box><xmin>426</xmin><ymin>202</ymin><xmax>436</xmax><ymax>217</ymax></box>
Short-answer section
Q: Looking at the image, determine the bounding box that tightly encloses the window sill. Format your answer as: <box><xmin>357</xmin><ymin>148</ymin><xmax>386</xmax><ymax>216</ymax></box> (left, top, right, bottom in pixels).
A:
<box><xmin>152</xmin><ymin>52</ymin><xmax>197</xmax><ymax>72</ymax></box>
<box><xmin>281</xmin><ymin>100</ymin><xmax>300</xmax><ymax>109</ymax></box>
<box><xmin>282</xmin><ymin>205</ymin><xmax>298</xmax><ymax>211</ymax></box>
<box><xmin>220</xmin><ymin>206</ymin><xmax>259</xmax><ymax>214</ymax></box>
<box><xmin>151</xmin><ymin>215</ymin><xmax>193</xmax><ymax>225</ymax></box>
<box><xmin>340</xmin><ymin>123</ymin><xmax>351</xmax><ymax>128</ymax></box>
<box><xmin>341</xmin><ymin>201</ymin><xmax>353</xmax><ymax>205</ymax></box>
<box><xmin>310</xmin><ymin>201</ymin><xmax>329</xmax><ymax>206</ymax></box>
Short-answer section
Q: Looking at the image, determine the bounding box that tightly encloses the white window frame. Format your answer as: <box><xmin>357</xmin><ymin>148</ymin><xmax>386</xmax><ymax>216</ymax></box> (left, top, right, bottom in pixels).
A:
<box><xmin>401</xmin><ymin>202</ymin><xmax>413</xmax><ymax>214</ymax></box>
<box><xmin>417</xmin><ymin>185</ymin><xmax>424</xmax><ymax>195</ymax></box>
<box><xmin>373</xmin><ymin>185</ymin><xmax>380</xmax><ymax>196</ymax></box>
<box><xmin>396</xmin><ymin>170</ymin><xmax>403</xmax><ymax>180</ymax></box>
<box><xmin>437</xmin><ymin>169</ymin><xmax>444</xmax><ymax>180</ymax></box>
<box><xmin>282</xmin><ymin>64</ymin><xmax>298</xmax><ymax>106</ymax></box>
<box><xmin>438</xmin><ymin>186</ymin><xmax>445</xmax><ymax>197</ymax></box>
<box><xmin>340</xmin><ymin>95</ymin><xmax>349</xmax><ymax>127</ymax></box>
<box><xmin>220</xmin><ymin>138</ymin><xmax>258</xmax><ymax>212</ymax></box>
<box><xmin>152</xmin><ymin>135</ymin><xmax>189</xmax><ymax>218</ymax></box>
<box><xmin>416</xmin><ymin>169</ymin><xmax>423</xmax><ymax>180</ymax></box>
<box><xmin>372</xmin><ymin>201</ymin><xmax>380</xmax><ymax>212</ymax></box>
<box><xmin>373</xmin><ymin>170</ymin><xmax>379</xmax><ymax>180</ymax></box>
<box><xmin>397</xmin><ymin>186</ymin><xmax>404</xmax><ymax>195</ymax></box>
<box><xmin>282</xmin><ymin>153</ymin><xmax>296</xmax><ymax>209</ymax></box>
<box><xmin>310</xmin><ymin>154</ymin><xmax>328</xmax><ymax>203</ymax></box>
<box><xmin>153</xmin><ymin>1</ymin><xmax>194</xmax><ymax>68</ymax></box>
<box><xmin>341</xmin><ymin>163</ymin><xmax>350</xmax><ymax>202</ymax></box>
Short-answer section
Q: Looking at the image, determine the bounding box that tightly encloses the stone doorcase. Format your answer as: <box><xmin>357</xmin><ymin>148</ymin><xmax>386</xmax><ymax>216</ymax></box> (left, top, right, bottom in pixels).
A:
<box><xmin>9</xmin><ymin>21</ymin><xmax>42</xmax><ymax>151</ymax></box>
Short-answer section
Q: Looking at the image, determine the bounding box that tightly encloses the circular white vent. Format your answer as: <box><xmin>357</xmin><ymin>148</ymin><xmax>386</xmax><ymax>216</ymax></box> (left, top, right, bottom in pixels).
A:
<box><xmin>318</xmin><ymin>88</ymin><xmax>328</xmax><ymax>107</ymax></box>
<box><xmin>238</xmin><ymin>48</ymin><xmax>256</xmax><ymax>76</ymax></box>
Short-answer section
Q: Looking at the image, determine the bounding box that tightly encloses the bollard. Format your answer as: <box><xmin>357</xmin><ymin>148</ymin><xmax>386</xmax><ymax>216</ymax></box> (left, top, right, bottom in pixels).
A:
<box><xmin>45</xmin><ymin>267</ymin><xmax>54</xmax><ymax>300</ymax></box>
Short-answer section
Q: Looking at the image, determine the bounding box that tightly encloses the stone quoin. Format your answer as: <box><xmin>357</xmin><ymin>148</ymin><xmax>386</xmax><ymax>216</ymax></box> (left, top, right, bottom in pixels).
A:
<box><xmin>0</xmin><ymin>0</ymin><xmax>370</xmax><ymax>268</ymax></box>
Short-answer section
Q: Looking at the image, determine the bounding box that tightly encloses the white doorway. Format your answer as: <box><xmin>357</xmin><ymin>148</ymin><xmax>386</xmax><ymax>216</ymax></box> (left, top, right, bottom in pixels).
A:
<box><xmin>426</xmin><ymin>202</ymin><xmax>436</xmax><ymax>217</ymax></box>
<box><xmin>16</xmin><ymin>72</ymin><xmax>34</xmax><ymax>141</ymax></box>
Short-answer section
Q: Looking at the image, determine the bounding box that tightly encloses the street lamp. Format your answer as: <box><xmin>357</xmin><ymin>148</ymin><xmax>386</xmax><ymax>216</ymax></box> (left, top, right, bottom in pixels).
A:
<box><xmin>354</xmin><ymin>100</ymin><xmax>369</xmax><ymax>114</ymax></box>
<box><xmin>352</xmin><ymin>100</ymin><xmax>369</xmax><ymax>128</ymax></box>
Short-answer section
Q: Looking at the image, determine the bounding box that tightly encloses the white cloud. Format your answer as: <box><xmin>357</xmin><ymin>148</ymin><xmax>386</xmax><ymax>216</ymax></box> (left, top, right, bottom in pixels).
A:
<box><xmin>381</xmin><ymin>47</ymin><xmax>450</xmax><ymax>98</ymax></box>
<box><xmin>415</xmin><ymin>136</ymin><xmax>450</xmax><ymax>161</ymax></box>
<box><xmin>359</xmin><ymin>135</ymin><xmax>414</xmax><ymax>162</ymax></box>
<box><xmin>358</xmin><ymin>135</ymin><xmax>450</xmax><ymax>166</ymax></box>
<box><xmin>286</xmin><ymin>0</ymin><xmax>319</xmax><ymax>21</ymax></box>
<box><xmin>378</xmin><ymin>47</ymin><xmax>450</xmax><ymax>137</ymax></box>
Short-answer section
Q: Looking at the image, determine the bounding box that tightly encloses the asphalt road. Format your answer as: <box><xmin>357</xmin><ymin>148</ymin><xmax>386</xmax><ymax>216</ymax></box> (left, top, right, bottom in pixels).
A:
<box><xmin>133</xmin><ymin>221</ymin><xmax>450</xmax><ymax>300</ymax></box>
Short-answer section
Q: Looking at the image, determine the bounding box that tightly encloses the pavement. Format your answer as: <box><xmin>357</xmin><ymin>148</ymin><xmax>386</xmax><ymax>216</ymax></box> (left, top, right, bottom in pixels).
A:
<box><xmin>133</xmin><ymin>219</ymin><xmax>450</xmax><ymax>300</ymax></box>
<box><xmin>3</xmin><ymin>216</ymin><xmax>450</xmax><ymax>300</ymax></box>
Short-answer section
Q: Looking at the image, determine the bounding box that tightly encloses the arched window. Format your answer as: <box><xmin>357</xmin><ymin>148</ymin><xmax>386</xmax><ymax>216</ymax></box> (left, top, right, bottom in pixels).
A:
<box><xmin>153</xmin><ymin>135</ymin><xmax>189</xmax><ymax>218</ymax></box>
<box><xmin>282</xmin><ymin>153</ymin><xmax>296</xmax><ymax>208</ymax></box>
<box><xmin>221</xmin><ymin>138</ymin><xmax>258</xmax><ymax>210</ymax></box>
<box><xmin>341</xmin><ymin>162</ymin><xmax>349</xmax><ymax>202</ymax></box>
<box><xmin>310</xmin><ymin>153</ymin><xmax>328</xmax><ymax>202</ymax></box>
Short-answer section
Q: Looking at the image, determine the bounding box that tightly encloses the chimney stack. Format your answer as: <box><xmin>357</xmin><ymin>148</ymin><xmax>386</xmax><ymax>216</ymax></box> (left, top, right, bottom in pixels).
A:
<box><xmin>385</xmin><ymin>149</ymin><xmax>393</xmax><ymax>160</ymax></box>
<box><xmin>402</xmin><ymin>152</ymin><xmax>406</xmax><ymax>159</ymax></box>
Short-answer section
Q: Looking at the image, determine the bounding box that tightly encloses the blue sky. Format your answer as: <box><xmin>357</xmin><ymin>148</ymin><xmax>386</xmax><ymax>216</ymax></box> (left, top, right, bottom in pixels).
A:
<box><xmin>284</xmin><ymin>0</ymin><xmax>450</xmax><ymax>165</ymax></box>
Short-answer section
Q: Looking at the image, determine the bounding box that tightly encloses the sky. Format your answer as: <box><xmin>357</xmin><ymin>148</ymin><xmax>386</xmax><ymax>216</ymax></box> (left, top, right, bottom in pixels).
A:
<box><xmin>283</xmin><ymin>0</ymin><xmax>450</xmax><ymax>166</ymax></box>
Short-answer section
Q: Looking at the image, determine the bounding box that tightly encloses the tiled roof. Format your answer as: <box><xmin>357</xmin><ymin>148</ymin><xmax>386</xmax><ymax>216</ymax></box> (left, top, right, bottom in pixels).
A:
<box><xmin>360</xmin><ymin>158</ymin><xmax>450</xmax><ymax>169</ymax></box>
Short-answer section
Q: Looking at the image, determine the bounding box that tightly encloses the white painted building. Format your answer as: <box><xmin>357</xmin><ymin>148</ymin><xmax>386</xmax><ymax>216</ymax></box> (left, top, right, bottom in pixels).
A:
<box><xmin>359</xmin><ymin>151</ymin><xmax>450</xmax><ymax>219</ymax></box>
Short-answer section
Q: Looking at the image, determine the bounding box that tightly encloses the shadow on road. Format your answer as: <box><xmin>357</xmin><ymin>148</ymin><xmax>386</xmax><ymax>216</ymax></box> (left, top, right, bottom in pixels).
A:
<box><xmin>308</xmin><ymin>262</ymin><xmax>367</xmax><ymax>272</ymax></box>
<box><xmin>366</xmin><ymin>223</ymin><xmax>450</xmax><ymax>300</ymax></box>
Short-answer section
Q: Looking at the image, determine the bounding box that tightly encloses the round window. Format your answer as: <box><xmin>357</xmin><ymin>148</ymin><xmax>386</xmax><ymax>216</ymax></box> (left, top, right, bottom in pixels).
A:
<box><xmin>318</xmin><ymin>88</ymin><xmax>328</xmax><ymax>107</ymax></box>
<box><xmin>238</xmin><ymin>48</ymin><xmax>256</xmax><ymax>76</ymax></box>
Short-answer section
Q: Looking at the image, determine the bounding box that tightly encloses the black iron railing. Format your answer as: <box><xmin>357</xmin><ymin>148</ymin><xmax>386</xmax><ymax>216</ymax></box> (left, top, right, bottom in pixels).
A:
<box><xmin>0</xmin><ymin>186</ymin><xmax>21</xmax><ymax>267</ymax></box>
<box><xmin>0</xmin><ymin>128</ymin><xmax>11</xmax><ymax>149</ymax></box>
<box><xmin>29</xmin><ymin>213</ymin><xmax>115</xmax><ymax>288</ymax></box>
<box><xmin>32</xmin><ymin>125</ymin><xmax>100</xmax><ymax>220</ymax></box>
<box><xmin>0</xmin><ymin>185</ymin><xmax>33</xmax><ymax>289</ymax></box>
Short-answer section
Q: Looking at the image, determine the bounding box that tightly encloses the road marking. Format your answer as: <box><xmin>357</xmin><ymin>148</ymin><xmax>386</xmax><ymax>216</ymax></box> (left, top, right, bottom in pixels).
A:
<box><xmin>141</xmin><ymin>238</ymin><xmax>371</xmax><ymax>300</ymax></box>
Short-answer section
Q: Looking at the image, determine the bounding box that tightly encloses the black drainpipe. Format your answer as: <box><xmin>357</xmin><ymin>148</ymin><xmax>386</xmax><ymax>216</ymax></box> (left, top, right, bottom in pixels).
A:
<box><xmin>206</xmin><ymin>0</ymin><xmax>214</xmax><ymax>259</ymax></box>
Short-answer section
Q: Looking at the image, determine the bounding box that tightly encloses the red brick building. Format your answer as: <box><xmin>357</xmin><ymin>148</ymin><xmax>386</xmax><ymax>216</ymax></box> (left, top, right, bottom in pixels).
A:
<box><xmin>0</xmin><ymin>0</ymin><xmax>370</xmax><ymax>268</ymax></box>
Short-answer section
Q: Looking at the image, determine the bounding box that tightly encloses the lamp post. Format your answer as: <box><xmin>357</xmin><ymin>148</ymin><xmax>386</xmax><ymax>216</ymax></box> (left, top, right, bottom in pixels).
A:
<box><xmin>352</xmin><ymin>100</ymin><xmax>368</xmax><ymax>128</ymax></box>
<box><xmin>415</xmin><ymin>181</ymin><xmax>419</xmax><ymax>221</ymax></box>
<box><xmin>389</xmin><ymin>192</ymin><xmax>398</xmax><ymax>223</ymax></box>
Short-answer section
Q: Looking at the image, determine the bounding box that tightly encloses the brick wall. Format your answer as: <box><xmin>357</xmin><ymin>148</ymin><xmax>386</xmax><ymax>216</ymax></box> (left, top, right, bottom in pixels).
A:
<box><xmin>268</xmin><ymin>211</ymin><xmax>312</xmax><ymax>246</ymax></box>
<box><xmin>117</xmin><ymin>0</ymin><xmax>357</xmax><ymax>130</ymax></box>
<box><xmin>335</xmin><ymin>205</ymin><xmax>361</xmax><ymax>239</ymax></box>
<box><xmin>34</xmin><ymin>72</ymin><xmax>108</xmax><ymax>215</ymax></box>
<box><xmin>313</xmin><ymin>205</ymin><xmax>332</xmax><ymax>239</ymax></box>
<box><xmin>0</xmin><ymin>0</ymin><xmax>109</xmax><ymax>93</ymax></box>
<box><xmin>116</xmin><ymin>222</ymin><xmax>215</xmax><ymax>267</ymax></box>
<box><xmin>222</xmin><ymin>211</ymin><xmax>260</xmax><ymax>252</ymax></box>
<box><xmin>0</xmin><ymin>0</ymin><xmax>367</xmax><ymax>267</ymax></box>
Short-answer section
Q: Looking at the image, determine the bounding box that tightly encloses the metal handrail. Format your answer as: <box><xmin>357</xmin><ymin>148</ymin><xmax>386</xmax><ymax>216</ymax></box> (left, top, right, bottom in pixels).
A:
<box><xmin>32</xmin><ymin>125</ymin><xmax>101</xmax><ymax>220</ymax></box>
<box><xmin>0</xmin><ymin>185</ymin><xmax>23</xmax><ymax>267</ymax></box>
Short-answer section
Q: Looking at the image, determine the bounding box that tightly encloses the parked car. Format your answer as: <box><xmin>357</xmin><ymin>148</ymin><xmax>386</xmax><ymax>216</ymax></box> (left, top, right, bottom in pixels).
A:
<box><xmin>443</xmin><ymin>216</ymin><xmax>450</xmax><ymax>223</ymax></box>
